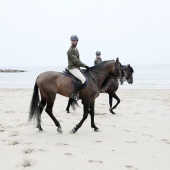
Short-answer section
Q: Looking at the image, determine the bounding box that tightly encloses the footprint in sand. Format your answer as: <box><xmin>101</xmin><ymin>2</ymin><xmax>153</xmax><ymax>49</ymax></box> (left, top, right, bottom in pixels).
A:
<box><xmin>91</xmin><ymin>140</ymin><xmax>102</xmax><ymax>143</ymax></box>
<box><xmin>161</xmin><ymin>139</ymin><xmax>170</xmax><ymax>144</ymax></box>
<box><xmin>24</xmin><ymin>142</ymin><xmax>33</xmax><ymax>145</ymax></box>
<box><xmin>9</xmin><ymin>131</ymin><xmax>19</xmax><ymax>137</ymax></box>
<box><xmin>23</xmin><ymin>148</ymin><xmax>34</xmax><ymax>154</ymax></box>
<box><xmin>64</xmin><ymin>153</ymin><xmax>74</xmax><ymax>156</ymax></box>
<box><xmin>0</xmin><ymin>129</ymin><xmax>5</xmax><ymax>132</ymax></box>
<box><xmin>56</xmin><ymin>142</ymin><xmax>69</xmax><ymax>146</ymax></box>
<box><xmin>122</xmin><ymin>129</ymin><xmax>131</xmax><ymax>132</ymax></box>
<box><xmin>8</xmin><ymin>140</ymin><xmax>20</xmax><ymax>145</ymax></box>
<box><xmin>16</xmin><ymin>123</ymin><xmax>25</xmax><ymax>127</ymax></box>
<box><xmin>5</xmin><ymin>110</ymin><xmax>14</xmax><ymax>114</ymax></box>
<box><xmin>148</xmin><ymin>110</ymin><xmax>154</xmax><ymax>113</ymax></box>
<box><xmin>134</xmin><ymin>112</ymin><xmax>141</xmax><ymax>114</ymax></box>
<box><xmin>126</xmin><ymin>165</ymin><xmax>138</xmax><ymax>170</ymax></box>
<box><xmin>126</xmin><ymin>141</ymin><xmax>138</xmax><ymax>144</ymax></box>
<box><xmin>5</xmin><ymin>126</ymin><xmax>13</xmax><ymax>129</ymax></box>
<box><xmin>142</xmin><ymin>134</ymin><xmax>153</xmax><ymax>137</ymax></box>
<box><xmin>19</xmin><ymin>159</ymin><xmax>35</xmax><ymax>168</ymax></box>
<box><xmin>88</xmin><ymin>160</ymin><xmax>103</xmax><ymax>164</ymax></box>
<box><xmin>38</xmin><ymin>149</ymin><xmax>47</xmax><ymax>152</ymax></box>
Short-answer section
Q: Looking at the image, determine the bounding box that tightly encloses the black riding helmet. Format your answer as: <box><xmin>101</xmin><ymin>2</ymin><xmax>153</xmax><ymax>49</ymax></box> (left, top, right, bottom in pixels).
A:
<box><xmin>70</xmin><ymin>35</ymin><xmax>79</xmax><ymax>41</ymax></box>
<box><xmin>96</xmin><ymin>51</ymin><xmax>101</xmax><ymax>56</ymax></box>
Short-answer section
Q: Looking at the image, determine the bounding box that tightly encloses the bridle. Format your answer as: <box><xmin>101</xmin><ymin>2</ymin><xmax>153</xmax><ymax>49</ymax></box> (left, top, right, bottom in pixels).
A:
<box><xmin>88</xmin><ymin>63</ymin><xmax>123</xmax><ymax>88</ymax></box>
<box><xmin>121</xmin><ymin>65</ymin><xmax>133</xmax><ymax>84</ymax></box>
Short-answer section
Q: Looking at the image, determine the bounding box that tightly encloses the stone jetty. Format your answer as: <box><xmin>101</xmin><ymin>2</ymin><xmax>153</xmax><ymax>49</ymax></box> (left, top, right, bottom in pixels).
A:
<box><xmin>0</xmin><ymin>69</ymin><xmax>26</xmax><ymax>73</ymax></box>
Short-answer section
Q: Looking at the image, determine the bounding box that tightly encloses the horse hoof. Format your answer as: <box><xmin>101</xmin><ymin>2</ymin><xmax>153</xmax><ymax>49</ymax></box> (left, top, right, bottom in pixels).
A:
<box><xmin>109</xmin><ymin>108</ymin><xmax>115</xmax><ymax>114</ymax></box>
<box><xmin>94</xmin><ymin>128</ymin><xmax>100</xmax><ymax>132</ymax></box>
<box><xmin>57</xmin><ymin>127</ymin><xmax>63</xmax><ymax>133</ymax></box>
<box><xmin>66</xmin><ymin>109</ymin><xmax>70</xmax><ymax>113</ymax></box>
<box><xmin>70</xmin><ymin>128</ymin><xmax>76</xmax><ymax>134</ymax></box>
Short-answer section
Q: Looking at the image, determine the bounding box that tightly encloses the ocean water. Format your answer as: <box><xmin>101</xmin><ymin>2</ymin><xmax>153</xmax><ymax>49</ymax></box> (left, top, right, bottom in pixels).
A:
<box><xmin>0</xmin><ymin>65</ymin><xmax>170</xmax><ymax>89</ymax></box>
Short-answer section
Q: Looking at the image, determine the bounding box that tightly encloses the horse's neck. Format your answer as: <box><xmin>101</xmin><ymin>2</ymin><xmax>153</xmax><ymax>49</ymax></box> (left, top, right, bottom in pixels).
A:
<box><xmin>91</xmin><ymin>64</ymin><xmax>111</xmax><ymax>88</ymax></box>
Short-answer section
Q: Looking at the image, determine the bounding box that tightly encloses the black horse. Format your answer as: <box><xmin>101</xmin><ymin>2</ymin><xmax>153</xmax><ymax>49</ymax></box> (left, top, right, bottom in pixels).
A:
<box><xmin>66</xmin><ymin>64</ymin><xmax>134</xmax><ymax>114</ymax></box>
<box><xmin>106</xmin><ymin>64</ymin><xmax>134</xmax><ymax>114</ymax></box>
<box><xmin>28</xmin><ymin>58</ymin><xmax>122</xmax><ymax>133</ymax></box>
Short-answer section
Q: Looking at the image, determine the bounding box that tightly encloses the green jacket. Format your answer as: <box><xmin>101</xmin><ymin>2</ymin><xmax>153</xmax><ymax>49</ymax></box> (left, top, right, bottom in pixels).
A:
<box><xmin>94</xmin><ymin>56</ymin><xmax>102</xmax><ymax>65</ymax></box>
<box><xmin>67</xmin><ymin>46</ymin><xmax>87</xmax><ymax>70</ymax></box>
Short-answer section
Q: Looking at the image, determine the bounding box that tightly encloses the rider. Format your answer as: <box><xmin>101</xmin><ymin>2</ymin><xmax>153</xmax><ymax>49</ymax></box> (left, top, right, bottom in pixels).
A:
<box><xmin>67</xmin><ymin>35</ymin><xmax>89</xmax><ymax>100</ymax></box>
<box><xmin>94</xmin><ymin>51</ymin><xmax>102</xmax><ymax>65</ymax></box>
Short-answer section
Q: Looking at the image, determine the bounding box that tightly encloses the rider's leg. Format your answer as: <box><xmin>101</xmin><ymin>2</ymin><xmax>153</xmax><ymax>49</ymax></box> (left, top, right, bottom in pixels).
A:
<box><xmin>70</xmin><ymin>80</ymin><xmax>82</xmax><ymax>100</ymax></box>
<box><xmin>68</xmin><ymin>69</ymin><xmax>86</xmax><ymax>100</ymax></box>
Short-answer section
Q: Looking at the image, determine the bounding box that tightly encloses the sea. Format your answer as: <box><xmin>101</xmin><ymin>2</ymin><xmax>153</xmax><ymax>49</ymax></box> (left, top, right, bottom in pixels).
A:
<box><xmin>0</xmin><ymin>65</ymin><xmax>170</xmax><ymax>89</ymax></box>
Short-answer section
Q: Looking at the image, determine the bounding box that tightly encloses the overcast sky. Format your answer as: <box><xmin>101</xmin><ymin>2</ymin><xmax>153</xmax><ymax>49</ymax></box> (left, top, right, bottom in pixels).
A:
<box><xmin>0</xmin><ymin>0</ymin><xmax>170</xmax><ymax>66</ymax></box>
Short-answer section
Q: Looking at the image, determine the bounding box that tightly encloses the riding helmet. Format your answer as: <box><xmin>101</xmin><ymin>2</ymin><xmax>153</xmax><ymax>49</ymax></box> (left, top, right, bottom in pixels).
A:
<box><xmin>70</xmin><ymin>35</ymin><xmax>79</xmax><ymax>41</ymax></box>
<box><xmin>96</xmin><ymin>51</ymin><xmax>101</xmax><ymax>56</ymax></box>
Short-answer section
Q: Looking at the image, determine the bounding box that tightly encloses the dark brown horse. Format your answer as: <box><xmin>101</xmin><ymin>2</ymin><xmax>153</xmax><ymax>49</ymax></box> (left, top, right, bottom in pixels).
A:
<box><xmin>28</xmin><ymin>58</ymin><xmax>122</xmax><ymax>133</ymax></box>
<box><xmin>106</xmin><ymin>64</ymin><xmax>134</xmax><ymax>114</ymax></box>
<box><xmin>66</xmin><ymin>64</ymin><xmax>134</xmax><ymax>114</ymax></box>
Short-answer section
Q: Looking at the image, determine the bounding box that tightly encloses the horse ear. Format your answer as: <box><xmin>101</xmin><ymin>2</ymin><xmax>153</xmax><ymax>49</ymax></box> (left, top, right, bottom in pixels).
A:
<box><xmin>127</xmin><ymin>64</ymin><xmax>130</xmax><ymax>67</ymax></box>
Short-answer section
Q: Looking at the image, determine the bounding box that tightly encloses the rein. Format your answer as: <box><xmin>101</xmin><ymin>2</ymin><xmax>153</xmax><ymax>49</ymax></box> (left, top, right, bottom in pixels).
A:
<box><xmin>90</xmin><ymin>69</ymin><xmax>120</xmax><ymax>79</ymax></box>
<box><xmin>88</xmin><ymin>70</ymin><xmax>100</xmax><ymax>88</ymax></box>
<box><xmin>88</xmin><ymin>69</ymin><xmax>120</xmax><ymax>88</ymax></box>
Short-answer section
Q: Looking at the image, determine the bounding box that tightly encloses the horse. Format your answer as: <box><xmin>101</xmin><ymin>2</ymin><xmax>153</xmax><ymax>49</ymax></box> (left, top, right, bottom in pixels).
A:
<box><xmin>105</xmin><ymin>64</ymin><xmax>134</xmax><ymax>114</ymax></box>
<box><xmin>66</xmin><ymin>64</ymin><xmax>134</xmax><ymax>114</ymax></box>
<box><xmin>28</xmin><ymin>58</ymin><xmax>122</xmax><ymax>133</ymax></box>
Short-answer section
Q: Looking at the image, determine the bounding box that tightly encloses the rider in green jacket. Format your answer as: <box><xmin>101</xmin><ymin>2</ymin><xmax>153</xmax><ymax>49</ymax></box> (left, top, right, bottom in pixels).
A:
<box><xmin>67</xmin><ymin>35</ymin><xmax>89</xmax><ymax>100</ymax></box>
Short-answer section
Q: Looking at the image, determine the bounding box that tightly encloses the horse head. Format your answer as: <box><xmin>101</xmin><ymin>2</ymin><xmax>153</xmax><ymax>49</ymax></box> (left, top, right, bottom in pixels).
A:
<box><xmin>122</xmin><ymin>64</ymin><xmax>134</xmax><ymax>84</ymax></box>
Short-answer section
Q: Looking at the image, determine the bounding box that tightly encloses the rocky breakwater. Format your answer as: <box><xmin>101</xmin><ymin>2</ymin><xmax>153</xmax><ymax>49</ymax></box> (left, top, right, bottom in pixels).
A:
<box><xmin>0</xmin><ymin>69</ymin><xmax>26</xmax><ymax>73</ymax></box>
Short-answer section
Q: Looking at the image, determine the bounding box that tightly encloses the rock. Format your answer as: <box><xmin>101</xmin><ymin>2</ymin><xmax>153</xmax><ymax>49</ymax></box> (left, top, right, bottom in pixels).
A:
<box><xmin>0</xmin><ymin>69</ymin><xmax>26</xmax><ymax>73</ymax></box>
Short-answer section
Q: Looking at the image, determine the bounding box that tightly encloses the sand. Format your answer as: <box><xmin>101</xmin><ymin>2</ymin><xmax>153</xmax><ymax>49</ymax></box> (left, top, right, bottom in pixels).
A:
<box><xmin>0</xmin><ymin>88</ymin><xmax>170</xmax><ymax>170</ymax></box>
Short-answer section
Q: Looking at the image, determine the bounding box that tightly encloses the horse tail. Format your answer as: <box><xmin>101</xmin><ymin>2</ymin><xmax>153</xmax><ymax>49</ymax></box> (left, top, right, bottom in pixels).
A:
<box><xmin>28</xmin><ymin>78</ymin><xmax>40</xmax><ymax>123</ymax></box>
<box><xmin>71</xmin><ymin>99</ymin><xmax>79</xmax><ymax>110</ymax></box>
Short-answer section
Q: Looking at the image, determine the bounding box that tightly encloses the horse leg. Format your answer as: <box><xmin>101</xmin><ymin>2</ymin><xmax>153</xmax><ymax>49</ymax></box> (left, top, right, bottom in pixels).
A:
<box><xmin>109</xmin><ymin>94</ymin><xmax>114</xmax><ymax>113</ymax></box>
<box><xmin>66</xmin><ymin>98</ymin><xmax>74</xmax><ymax>113</ymax></box>
<box><xmin>36</xmin><ymin>98</ymin><xmax>46</xmax><ymax>131</ymax></box>
<box><xmin>45</xmin><ymin>97</ymin><xmax>62</xmax><ymax>133</ymax></box>
<box><xmin>89</xmin><ymin>101</ymin><xmax>99</xmax><ymax>132</ymax></box>
<box><xmin>70</xmin><ymin>103</ymin><xmax>90</xmax><ymax>133</ymax></box>
<box><xmin>110</xmin><ymin>93</ymin><xmax>120</xmax><ymax>114</ymax></box>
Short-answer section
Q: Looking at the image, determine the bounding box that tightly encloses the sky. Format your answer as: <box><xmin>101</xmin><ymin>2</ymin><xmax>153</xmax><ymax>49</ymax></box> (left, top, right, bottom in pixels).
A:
<box><xmin>0</xmin><ymin>0</ymin><xmax>170</xmax><ymax>66</ymax></box>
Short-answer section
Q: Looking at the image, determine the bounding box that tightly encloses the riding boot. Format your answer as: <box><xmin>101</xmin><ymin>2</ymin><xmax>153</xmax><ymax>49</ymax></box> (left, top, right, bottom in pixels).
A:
<box><xmin>70</xmin><ymin>81</ymin><xmax>82</xmax><ymax>100</ymax></box>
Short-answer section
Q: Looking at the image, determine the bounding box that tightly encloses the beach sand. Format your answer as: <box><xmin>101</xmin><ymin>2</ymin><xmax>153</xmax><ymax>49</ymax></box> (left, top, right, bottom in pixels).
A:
<box><xmin>0</xmin><ymin>88</ymin><xmax>170</xmax><ymax>170</ymax></box>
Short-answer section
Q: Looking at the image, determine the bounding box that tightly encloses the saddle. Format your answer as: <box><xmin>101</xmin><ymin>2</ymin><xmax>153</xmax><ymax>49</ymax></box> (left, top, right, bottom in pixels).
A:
<box><xmin>62</xmin><ymin>68</ymin><xmax>88</xmax><ymax>88</ymax></box>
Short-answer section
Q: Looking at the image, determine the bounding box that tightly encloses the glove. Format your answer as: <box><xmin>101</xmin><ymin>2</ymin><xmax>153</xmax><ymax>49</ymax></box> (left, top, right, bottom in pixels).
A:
<box><xmin>85</xmin><ymin>66</ymin><xmax>90</xmax><ymax>70</ymax></box>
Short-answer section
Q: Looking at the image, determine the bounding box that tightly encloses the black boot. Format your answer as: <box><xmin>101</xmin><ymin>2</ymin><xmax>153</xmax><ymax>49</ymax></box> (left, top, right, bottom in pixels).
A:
<box><xmin>70</xmin><ymin>81</ymin><xmax>82</xmax><ymax>100</ymax></box>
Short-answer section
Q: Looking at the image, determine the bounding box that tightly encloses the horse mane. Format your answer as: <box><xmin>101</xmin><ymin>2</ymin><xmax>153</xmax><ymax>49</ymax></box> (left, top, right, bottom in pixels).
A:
<box><xmin>122</xmin><ymin>65</ymin><xmax>134</xmax><ymax>74</ymax></box>
<box><xmin>129</xmin><ymin>65</ymin><xmax>134</xmax><ymax>73</ymax></box>
<box><xmin>89</xmin><ymin>60</ymin><xmax>114</xmax><ymax>70</ymax></box>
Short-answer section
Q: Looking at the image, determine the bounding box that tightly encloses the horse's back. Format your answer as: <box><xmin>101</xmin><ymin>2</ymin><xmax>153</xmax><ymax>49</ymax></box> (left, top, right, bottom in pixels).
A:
<box><xmin>37</xmin><ymin>71</ymin><xmax>73</xmax><ymax>96</ymax></box>
<box><xmin>38</xmin><ymin>71</ymin><xmax>61</xmax><ymax>84</ymax></box>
